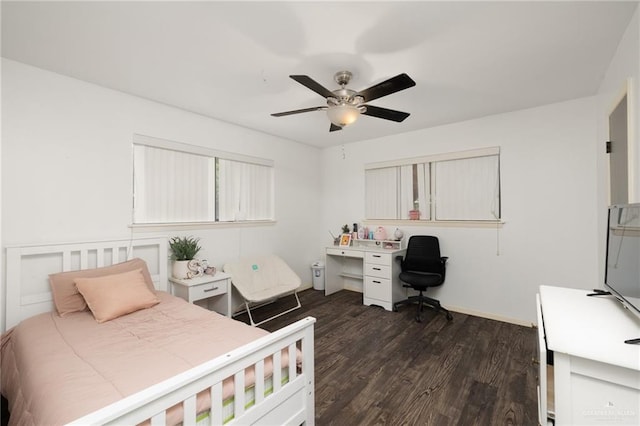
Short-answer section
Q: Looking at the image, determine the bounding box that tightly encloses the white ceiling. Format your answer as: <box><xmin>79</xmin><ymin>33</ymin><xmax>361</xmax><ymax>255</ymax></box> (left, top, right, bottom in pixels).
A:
<box><xmin>2</xmin><ymin>1</ymin><xmax>638</xmax><ymax>148</ymax></box>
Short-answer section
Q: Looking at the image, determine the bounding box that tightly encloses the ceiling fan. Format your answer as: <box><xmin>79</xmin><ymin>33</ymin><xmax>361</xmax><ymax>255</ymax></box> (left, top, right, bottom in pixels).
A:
<box><xmin>271</xmin><ymin>71</ymin><xmax>416</xmax><ymax>132</ymax></box>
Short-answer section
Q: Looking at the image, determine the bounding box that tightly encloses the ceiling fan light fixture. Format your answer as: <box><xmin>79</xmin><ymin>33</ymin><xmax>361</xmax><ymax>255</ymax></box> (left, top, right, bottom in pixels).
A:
<box><xmin>327</xmin><ymin>104</ymin><xmax>361</xmax><ymax>127</ymax></box>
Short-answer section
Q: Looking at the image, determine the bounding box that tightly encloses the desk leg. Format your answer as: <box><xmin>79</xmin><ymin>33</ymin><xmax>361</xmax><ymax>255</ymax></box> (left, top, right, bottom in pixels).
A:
<box><xmin>324</xmin><ymin>254</ymin><xmax>343</xmax><ymax>295</ymax></box>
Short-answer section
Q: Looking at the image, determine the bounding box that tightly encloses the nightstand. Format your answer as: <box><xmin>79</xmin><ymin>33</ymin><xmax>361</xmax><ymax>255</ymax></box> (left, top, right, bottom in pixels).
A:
<box><xmin>169</xmin><ymin>272</ymin><xmax>231</xmax><ymax>317</ymax></box>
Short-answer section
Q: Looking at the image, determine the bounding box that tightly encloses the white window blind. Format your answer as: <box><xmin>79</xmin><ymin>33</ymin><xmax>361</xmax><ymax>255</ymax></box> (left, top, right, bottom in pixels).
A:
<box><xmin>434</xmin><ymin>154</ymin><xmax>500</xmax><ymax>220</ymax></box>
<box><xmin>365</xmin><ymin>167</ymin><xmax>398</xmax><ymax>219</ymax></box>
<box><xmin>133</xmin><ymin>145</ymin><xmax>214</xmax><ymax>223</ymax></box>
<box><xmin>132</xmin><ymin>135</ymin><xmax>274</xmax><ymax>224</ymax></box>
<box><xmin>218</xmin><ymin>159</ymin><xmax>274</xmax><ymax>221</ymax></box>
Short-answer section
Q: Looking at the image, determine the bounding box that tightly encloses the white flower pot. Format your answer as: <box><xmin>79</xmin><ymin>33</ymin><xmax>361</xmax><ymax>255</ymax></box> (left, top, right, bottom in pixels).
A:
<box><xmin>172</xmin><ymin>260</ymin><xmax>191</xmax><ymax>279</ymax></box>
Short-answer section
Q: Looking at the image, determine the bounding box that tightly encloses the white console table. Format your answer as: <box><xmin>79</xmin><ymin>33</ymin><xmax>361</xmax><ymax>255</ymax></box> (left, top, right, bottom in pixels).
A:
<box><xmin>325</xmin><ymin>242</ymin><xmax>406</xmax><ymax>310</ymax></box>
<box><xmin>537</xmin><ymin>285</ymin><xmax>640</xmax><ymax>425</ymax></box>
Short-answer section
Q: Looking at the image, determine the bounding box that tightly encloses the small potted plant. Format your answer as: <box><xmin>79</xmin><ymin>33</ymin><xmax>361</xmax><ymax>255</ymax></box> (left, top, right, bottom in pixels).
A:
<box><xmin>169</xmin><ymin>236</ymin><xmax>201</xmax><ymax>279</ymax></box>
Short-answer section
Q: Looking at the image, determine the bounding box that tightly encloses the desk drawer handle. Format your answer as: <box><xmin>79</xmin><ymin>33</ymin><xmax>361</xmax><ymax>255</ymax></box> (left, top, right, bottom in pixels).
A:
<box><xmin>204</xmin><ymin>286</ymin><xmax>219</xmax><ymax>292</ymax></box>
<box><xmin>373</xmin><ymin>255</ymin><xmax>381</xmax><ymax>258</ymax></box>
<box><xmin>373</xmin><ymin>280</ymin><xmax>381</xmax><ymax>284</ymax></box>
<box><xmin>373</xmin><ymin>267</ymin><xmax>381</xmax><ymax>271</ymax></box>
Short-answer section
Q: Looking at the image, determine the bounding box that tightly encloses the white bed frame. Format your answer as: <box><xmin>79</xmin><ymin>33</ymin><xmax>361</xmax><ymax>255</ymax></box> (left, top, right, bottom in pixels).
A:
<box><xmin>4</xmin><ymin>237</ymin><xmax>316</xmax><ymax>425</ymax></box>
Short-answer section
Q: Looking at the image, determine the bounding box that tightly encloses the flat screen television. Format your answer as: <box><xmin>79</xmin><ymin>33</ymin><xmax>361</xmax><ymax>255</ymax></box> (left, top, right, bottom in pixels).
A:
<box><xmin>604</xmin><ymin>203</ymin><xmax>640</xmax><ymax>321</ymax></box>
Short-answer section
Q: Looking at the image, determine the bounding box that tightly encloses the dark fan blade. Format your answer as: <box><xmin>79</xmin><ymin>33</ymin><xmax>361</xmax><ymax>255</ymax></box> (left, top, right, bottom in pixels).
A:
<box><xmin>329</xmin><ymin>123</ymin><xmax>342</xmax><ymax>132</ymax></box>
<box><xmin>357</xmin><ymin>73</ymin><xmax>416</xmax><ymax>102</ymax></box>
<box><xmin>362</xmin><ymin>105</ymin><xmax>410</xmax><ymax>122</ymax></box>
<box><xmin>271</xmin><ymin>106</ymin><xmax>326</xmax><ymax>117</ymax></box>
<box><xmin>290</xmin><ymin>75</ymin><xmax>335</xmax><ymax>98</ymax></box>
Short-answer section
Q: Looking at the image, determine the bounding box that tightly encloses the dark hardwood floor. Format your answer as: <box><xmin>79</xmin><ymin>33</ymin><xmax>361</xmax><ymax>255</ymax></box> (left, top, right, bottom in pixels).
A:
<box><xmin>236</xmin><ymin>289</ymin><xmax>538</xmax><ymax>426</ymax></box>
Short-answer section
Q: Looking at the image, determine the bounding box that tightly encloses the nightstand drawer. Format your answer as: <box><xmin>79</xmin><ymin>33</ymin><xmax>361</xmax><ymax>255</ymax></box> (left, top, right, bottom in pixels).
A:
<box><xmin>364</xmin><ymin>275</ymin><xmax>391</xmax><ymax>301</ymax></box>
<box><xmin>364</xmin><ymin>263</ymin><xmax>391</xmax><ymax>279</ymax></box>
<box><xmin>190</xmin><ymin>282</ymin><xmax>226</xmax><ymax>300</ymax></box>
<box><xmin>365</xmin><ymin>252</ymin><xmax>392</xmax><ymax>266</ymax></box>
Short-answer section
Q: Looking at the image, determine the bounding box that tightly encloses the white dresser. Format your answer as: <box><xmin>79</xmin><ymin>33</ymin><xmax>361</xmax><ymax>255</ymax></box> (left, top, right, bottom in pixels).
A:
<box><xmin>537</xmin><ymin>285</ymin><xmax>640</xmax><ymax>425</ymax></box>
<box><xmin>362</xmin><ymin>250</ymin><xmax>406</xmax><ymax>310</ymax></box>
<box><xmin>325</xmin><ymin>241</ymin><xmax>406</xmax><ymax>311</ymax></box>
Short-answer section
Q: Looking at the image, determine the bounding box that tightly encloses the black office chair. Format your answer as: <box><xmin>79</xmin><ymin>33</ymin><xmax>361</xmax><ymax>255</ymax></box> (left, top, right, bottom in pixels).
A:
<box><xmin>393</xmin><ymin>235</ymin><xmax>453</xmax><ymax>322</ymax></box>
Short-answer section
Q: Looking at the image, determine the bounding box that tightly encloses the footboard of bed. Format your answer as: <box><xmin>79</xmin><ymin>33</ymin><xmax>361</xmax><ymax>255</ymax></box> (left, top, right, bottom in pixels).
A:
<box><xmin>67</xmin><ymin>316</ymin><xmax>316</xmax><ymax>426</ymax></box>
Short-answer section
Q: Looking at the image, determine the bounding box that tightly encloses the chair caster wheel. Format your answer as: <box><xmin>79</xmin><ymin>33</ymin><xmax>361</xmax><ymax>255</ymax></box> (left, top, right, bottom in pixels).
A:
<box><xmin>446</xmin><ymin>313</ymin><xmax>453</xmax><ymax>321</ymax></box>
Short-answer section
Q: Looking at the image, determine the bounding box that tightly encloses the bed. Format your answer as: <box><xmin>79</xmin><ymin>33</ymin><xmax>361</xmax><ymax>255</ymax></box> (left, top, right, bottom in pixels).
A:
<box><xmin>1</xmin><ymin>237</ymin><xmax>315</xmax><ymax>425</ymax></box>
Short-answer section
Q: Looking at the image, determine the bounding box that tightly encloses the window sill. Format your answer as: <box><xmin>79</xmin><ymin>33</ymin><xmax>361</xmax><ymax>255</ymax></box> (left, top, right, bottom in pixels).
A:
<box><xmin>130</xmin><ymin>220</ymin><xmax>276</xmax><ymax>232</ymax></box>
<box><xmin>362</xmin><ymin>219</ymin><xmax>504</xmax><ymax>229</ymax></box>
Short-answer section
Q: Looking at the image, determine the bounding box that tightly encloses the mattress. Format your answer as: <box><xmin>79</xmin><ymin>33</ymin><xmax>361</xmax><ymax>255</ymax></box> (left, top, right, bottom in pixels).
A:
<box><xmin>0</xmin><ymin>291</ymin><xmax>285</xmax><ymax>426</ymax></box>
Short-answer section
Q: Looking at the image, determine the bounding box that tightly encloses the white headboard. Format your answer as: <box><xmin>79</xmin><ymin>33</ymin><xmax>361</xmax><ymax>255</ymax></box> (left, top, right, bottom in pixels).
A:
<box><xmin>5</xmin><ymin>237</ymin><xmax>168</xmax><ymax>330</ymax></box>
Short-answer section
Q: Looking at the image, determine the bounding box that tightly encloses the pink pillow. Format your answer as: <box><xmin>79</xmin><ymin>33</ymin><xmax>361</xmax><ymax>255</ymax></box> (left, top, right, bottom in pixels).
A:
<box><xmin>49</xmin><ymin>258</ymin><xmax>155</xmax><ymax>316</ymax></box>
<box><xmin>75</xmin><ymin>269</ymin><xmax>160</xmax><ymax>323</ymax></box>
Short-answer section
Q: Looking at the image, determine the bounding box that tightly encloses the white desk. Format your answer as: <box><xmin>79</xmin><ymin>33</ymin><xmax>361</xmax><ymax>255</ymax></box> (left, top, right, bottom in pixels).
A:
<box><xmin>325</xmin><ymin>244</ymin><xmax>406</xmax><ymax>311</ymax></box>
<box><xmin>537</xmin><ymin>285</ymin><xmax>640</xmax><ymax>425</ymax></box>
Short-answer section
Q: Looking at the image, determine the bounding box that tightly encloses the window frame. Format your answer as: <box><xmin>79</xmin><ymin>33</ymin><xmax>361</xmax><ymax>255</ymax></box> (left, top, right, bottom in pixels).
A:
<box><xmin>131</xmin><ymin>134</ymin><xmax>275</xmax><ymax>229</ymax></box>
<box><xmin>364</xmin><ymin>147</ymin><xmax>502</xmax><ymax>226</ymax></box>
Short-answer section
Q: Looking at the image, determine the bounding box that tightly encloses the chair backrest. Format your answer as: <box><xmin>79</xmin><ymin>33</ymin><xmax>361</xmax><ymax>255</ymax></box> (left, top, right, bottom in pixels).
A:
<box><xmin>402</xmin><ymin>235</ymin><xmax>444</xmax><ymax>274</ymax></box>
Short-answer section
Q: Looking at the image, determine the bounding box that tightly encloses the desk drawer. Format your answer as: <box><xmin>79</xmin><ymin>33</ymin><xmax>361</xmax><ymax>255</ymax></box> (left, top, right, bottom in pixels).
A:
<box><xmin>364</xmin><ymin>263</ymin><xmax>391</xmax><ymax>279</ymax></box>
<box><xmin>190</xmin><ymin>282</ymin><xmax>226</xmax><ymax>300</ymax></box>
<box><xmin>327</xmin><ymin>248</ymin><xmax>364</xmax><ymax>258</ymax></box>
<box><xmin>365</xmin><ymin>251</ymin><xmax>392</xmax><ymax>266</ymax></box>
<box><xmin>364</xmin><ymin>276</ymin><xmax>391</xmax><ymax>300</ymax></box>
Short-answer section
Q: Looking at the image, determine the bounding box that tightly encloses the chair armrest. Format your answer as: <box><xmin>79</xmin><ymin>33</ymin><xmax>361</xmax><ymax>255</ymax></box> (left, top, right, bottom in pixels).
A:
<box><xmin>441</xmin><ymin>256</ymin><xmax>449</xmax><ymax>264</ymax></box>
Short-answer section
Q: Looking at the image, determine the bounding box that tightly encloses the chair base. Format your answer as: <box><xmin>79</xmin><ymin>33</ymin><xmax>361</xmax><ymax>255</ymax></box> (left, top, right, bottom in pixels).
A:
<box><xmin>243</xmin><ymin>291</ymin><xmax>302</xmax><ymax>327</ymax></box>
<box><xmin>394</xmin><ymin>292</ymin><xmax>453</xmax><ymax>323</ymax></box>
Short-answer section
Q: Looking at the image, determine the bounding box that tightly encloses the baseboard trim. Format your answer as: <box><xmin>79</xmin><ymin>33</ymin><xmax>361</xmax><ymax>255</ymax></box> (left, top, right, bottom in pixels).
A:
<box><xmin>447</xmin><ymin>304</ymin><xmax>532</xmax><ymax>327</ymax></box>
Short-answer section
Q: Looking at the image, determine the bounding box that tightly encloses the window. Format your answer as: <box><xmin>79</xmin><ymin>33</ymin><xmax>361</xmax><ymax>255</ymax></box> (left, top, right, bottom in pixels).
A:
<box><xmin>365</xmin><ymin>147</ymin><xmax>500</xmax><ymax>222</ymax></box>
<box><xmin>132</xmin><ymin>134</ymin><xmax>274</xmax><ymax>224</ymax></box>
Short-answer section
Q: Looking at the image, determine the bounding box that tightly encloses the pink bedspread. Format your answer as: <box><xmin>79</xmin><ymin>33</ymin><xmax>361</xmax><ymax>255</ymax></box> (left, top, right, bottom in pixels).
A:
<box><xmin>0</xmin><ymin>292</ymin><xmax>274</xmax><ymax>426</ymax></box>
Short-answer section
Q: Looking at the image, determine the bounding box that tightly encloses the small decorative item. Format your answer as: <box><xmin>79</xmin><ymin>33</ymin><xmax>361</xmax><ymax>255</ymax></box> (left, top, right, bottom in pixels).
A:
<box><xmin>186</xmin><ymin>259</ymin><xmax>204</xmax><ymax>279</ymax></box>
<box><xmin>374</xmin><ymin>226</ymin><xmax>387</xmax><ymax>241</ymax></box>
<box><xmin>409</xmin><ymin>200</ymin><xmax>420</xmax><ymax>220</ymax></box>
<box><xmin>329</xmin><ymin>230</ymin><xmax>340</xmax><ymax>245</ymax></box>
<box><xmin>394</xmin><ymin>228</ymin><xmax>404</xmax><ymax>240</ymax></box>
<box><xmin>169</xmin><ymin>236</ymin><xmax>202</xmax><ymax>279</ymax></box>
<box><xmin>200</xmin><ymin>259</ymin><xmax>217</xmax><ymax>276</ymax></box>
<box><xmin>341</xmin><ymin>224</ymin><xmax>350</xmax><ymax>234</ymax></box>
<box><xmin>339</xmin><ymin>234</ymin><xmax>352</xmax><ymax>247</ymax></box>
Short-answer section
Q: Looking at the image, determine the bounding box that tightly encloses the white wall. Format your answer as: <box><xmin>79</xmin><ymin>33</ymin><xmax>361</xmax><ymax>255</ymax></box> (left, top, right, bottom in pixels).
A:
<box><xmin>321</xmin><ymin>97</ymin><xmax>600</xmax><ymax>324</ymax></box>
<box><xmin>1</xmin><ymin>59</ymin><xmax>324</xmax><ymax>295</ymax></box>
<box><xmin>596</xmin><ymin>8</ymin><xmax>640</xmax><ymax>286</ymax></box>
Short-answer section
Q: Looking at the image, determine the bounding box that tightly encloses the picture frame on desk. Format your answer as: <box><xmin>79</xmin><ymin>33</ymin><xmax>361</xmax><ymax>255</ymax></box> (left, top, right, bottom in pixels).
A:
<box><xmin>339</xmin><ymin>234</ymin><xmax>352</xmax><ymax>247</ymax></box>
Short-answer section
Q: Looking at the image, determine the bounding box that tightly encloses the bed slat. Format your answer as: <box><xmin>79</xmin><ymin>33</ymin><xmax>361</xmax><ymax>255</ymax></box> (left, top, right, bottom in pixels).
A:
<box><xmin>233</xmin><ymin>370</ymin><xmax>246</xmax><ymax>418</ymax></box>
<box><xmin>255</xmin><ymin>359</ymin><xmax>265</xmax><ymax>405</ymax></box>
<box><xmin>210</xmin><ymin>382</ymin><xmax>223</xmax><ymax>424</ymax></box>
<box><xmin>273</xmin><ymin>350</ymin><xmax>282</xmax><ymax>393</ymax></box>
<box><xmin>183</xmin><ymin>395</ymin><xmax>197</xmax><ymax>424</ymax></box>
